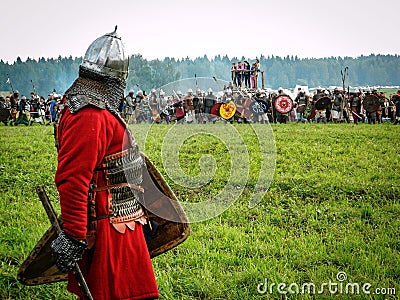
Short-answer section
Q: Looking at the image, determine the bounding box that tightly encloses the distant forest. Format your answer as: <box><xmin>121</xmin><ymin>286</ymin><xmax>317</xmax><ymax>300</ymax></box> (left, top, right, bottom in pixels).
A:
<box><xmin>0</xmin><ymin>54</ymin><xmax>399</xmax><ymax>97</ymax></box>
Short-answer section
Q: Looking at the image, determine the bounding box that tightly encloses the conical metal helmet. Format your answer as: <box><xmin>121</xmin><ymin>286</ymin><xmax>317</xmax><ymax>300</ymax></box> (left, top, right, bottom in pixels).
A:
<box><xmin>81</xmin><ymin>26</ymin><xmax>129</xmax><ymax>80</ymax></box>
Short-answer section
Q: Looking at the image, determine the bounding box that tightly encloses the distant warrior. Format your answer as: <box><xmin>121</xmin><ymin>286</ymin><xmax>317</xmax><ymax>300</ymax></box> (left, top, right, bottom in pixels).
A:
<box><xmin>203</xmin><ymin>88</ymin><xmax>216</xmax><ymax>122</ymax></box>
<box><xmin>295</xmin><ymin>90</ymin><xmax>308</xmax><ymax>123</ymax></box>
<box><xmin>331</xmin><ymin>88</ymin><xmax>343</xmax><ymax>123</ymax></box>
<box><xmin>10</xmin><ymin>90</ymin><xmax>19</xmax><ymax>125</ymax></box>
<box><xmin>124</xmin><ymin>90</ymin><xmax>136</xmax><ymax>124</ymax></box>
<box><xmin>367</xmin><ymin>89</ymin><xmax>379</xmax><ymax>124</ymax></box>
<box><xmin>135</xmin><ymin>90</ymin><xmax>146</xmax><ymax>123</ymax></box>
<box><xmin>392</xmin><ymin>90</ymin><xmax>400</xmax><ymax>124</ymax></box>
<box><xmin>14</xmin><ymin>96</ymin><xmax>30</xmax><ymax>126</ymax></box>
<box><xmin>30</xmin><ymin>95</ymin><xmax>43</xmax><ymax>125</ymax></box>
<box><xmin>270</xmin><ymin>92</ymin><xmax>279</xmax><ymax>124</ymax></box>
<box><xmin>254</xmin><ymin>88</ymin><xmax>269</xmax><ymax>124</ymax></box>
<box><xmin>158</xmin><ymin>90</ymin><xmax>170</xmax><ymax>124</ymax></box>
<box><xmin>173</xmin><ymin>92</ymin><xmax>186</xmax><ymax>123</ymax></box>
<box><xmin>0</xmin><ymin>96</ymin><xmax>11</xmax><ymax>126</ymax></box>
<box><xmin>149</xmin><ymin>89</ymin><xmax>160</xmax><ymax>123</ymax></box>
<box><xmin>49</xmin><ymin>94</ymin><xmax>58</xmax><ymax>124</ymax></box>
<box><xmin>314</xmin><ymin>89</ymin><xmax>328</xmax><ymax>124</ymax></box>
<box><xmin>349</xmin><ymin>91</ymin><xmax>362</xmax><ymax>124</ymax></box>
<box><xmin>274</xmin><ymin>88</ymin><xmax>288</xmax><ymax>124</ymax></box>
<box><xmin>378</xmin><ymin>92</ymin><xmax>392</xmax><ymax>122</ymax></box>
<box><xmin>193</xmin><ymin>89</ymin><xmax>204</xmax><ymax>123</ymax></box>
<box><xmin>183</xmin><ymin>89</ymin><xmax>195</xmax><ymax>123</ymax></box>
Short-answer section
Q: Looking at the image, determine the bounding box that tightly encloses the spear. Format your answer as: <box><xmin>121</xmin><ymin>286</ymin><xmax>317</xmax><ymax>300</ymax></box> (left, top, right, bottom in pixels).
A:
<box><xmin>31</xmin><ymin>80</ymin><xmax>38</xmax><ymax>97</ymax></box>
<box><xmin>195</xmin><ymin>74</ymin><xmax>199</xmax><ymax>92</ymax></box>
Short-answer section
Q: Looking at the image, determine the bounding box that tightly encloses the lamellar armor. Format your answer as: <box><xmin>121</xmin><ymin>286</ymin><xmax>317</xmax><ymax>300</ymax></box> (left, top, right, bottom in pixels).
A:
<box><xmin>89</xmin><ymin>140</ymin><xmax>146</xmax><ymax>236</ymax></box>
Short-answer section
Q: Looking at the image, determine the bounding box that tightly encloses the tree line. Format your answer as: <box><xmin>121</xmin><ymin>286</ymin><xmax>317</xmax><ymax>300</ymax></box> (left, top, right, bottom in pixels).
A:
<box><xmin>0</xmin><ymin>54</ymin><xmax>399</xmax><ymax>97</ymax></box>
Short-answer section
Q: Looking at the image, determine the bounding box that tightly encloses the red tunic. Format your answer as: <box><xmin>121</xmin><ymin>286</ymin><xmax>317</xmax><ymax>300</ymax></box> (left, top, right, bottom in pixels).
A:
<box><xmin>55</xmin><ymin>106</ymin><xmax>159</xmax><ymax>300</ymax></box>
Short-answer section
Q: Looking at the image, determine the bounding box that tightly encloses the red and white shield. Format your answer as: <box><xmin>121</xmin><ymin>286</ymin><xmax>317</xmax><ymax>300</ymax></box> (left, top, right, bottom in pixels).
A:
<box><xmin>274</xmin><ymin>95</ymin><xmax>293</xmax><ymax>114</ymax></box>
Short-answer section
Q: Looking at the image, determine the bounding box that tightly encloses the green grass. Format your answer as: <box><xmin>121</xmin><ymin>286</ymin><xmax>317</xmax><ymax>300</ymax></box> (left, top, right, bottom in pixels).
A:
<box><xmin>0</xmin><ymin>122</ymin><xmax>399</xmax><ymax>299</ymax></box>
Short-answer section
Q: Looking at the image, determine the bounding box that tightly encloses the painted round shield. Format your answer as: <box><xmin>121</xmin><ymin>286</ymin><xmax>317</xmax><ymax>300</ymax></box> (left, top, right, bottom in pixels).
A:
<box><xmin>219</xmin><ymin>101</ymin><xmax>236</xmax><ymax>120</ymax></box>
<box><xmin>235</xmin><ymin>98</ymin><xmax>252</xmax><ymax>119</ymax></box>
<box><xmin>274</xmin><ymin>95</ymin><xmax>293</xmax><ymax>114</ymax></box>
<box><xmin>210</xmin><ymin>103</ymin><xmax>221</xmax><ymax>117</ymax></box>
<box><xmin>363</xmin><ymin>94</ymin><xmax>381</xmax><ymax>113</ymax></box>
<box><xmin>314</xmin><ymin>96</ymin><xmax>331</xmax><ymax>110</ymax></box>
<box><xmin>250</xmin><ymin>100</ymin><xmax>268</xmax><ymax>115</ymax></box>
<box><xmin>0</xmin><ymin>108</ymin><xmax>10</xmax><ymax>122</ymax></box>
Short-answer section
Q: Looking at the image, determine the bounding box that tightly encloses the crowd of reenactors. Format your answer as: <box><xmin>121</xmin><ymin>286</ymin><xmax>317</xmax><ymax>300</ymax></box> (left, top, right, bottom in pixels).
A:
<box><xmin>0</xmin><ymin>90</ymin><xmax>61</xmax><ymax>126</ymax></box>
<box><xmin>118</xmin><ymin>85</ymin><xmax>400</xmax><ymax>125</ymax></box>
<box><xmin>119</xmin><ymin>86</ymin><xmax>273</xmax><ymax>125</ymax></box>
<box><xmin>1</xmin><ymin>85</ymin><xmax>399</xmax><ymax>126</ymax></box>
<box><xmin>291</xmin><ymin>87</ymin><xmax>400</xmax><ymax>125</ymax></box>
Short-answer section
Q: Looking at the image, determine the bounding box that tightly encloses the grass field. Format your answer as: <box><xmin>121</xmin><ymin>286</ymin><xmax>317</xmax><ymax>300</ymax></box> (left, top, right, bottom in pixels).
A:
<box><xmin>0</xmin><ymin>122</ymin><xmax>399</xmax><ymax>299</ymax></box>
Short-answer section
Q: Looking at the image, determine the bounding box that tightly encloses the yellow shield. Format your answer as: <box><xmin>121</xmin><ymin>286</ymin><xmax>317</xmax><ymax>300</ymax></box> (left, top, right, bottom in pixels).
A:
<box><xmin>219</xmin><ymin>101</ymin><xmax>237</xmax><ymax>120</ymax></box>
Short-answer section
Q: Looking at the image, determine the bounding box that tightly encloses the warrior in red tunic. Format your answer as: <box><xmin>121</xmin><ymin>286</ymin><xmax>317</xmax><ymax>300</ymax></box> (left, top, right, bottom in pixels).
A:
<box><xmin>50</xmin><ymin>27</ymin><xmax>159</xmax><ymax>300</ymax></box>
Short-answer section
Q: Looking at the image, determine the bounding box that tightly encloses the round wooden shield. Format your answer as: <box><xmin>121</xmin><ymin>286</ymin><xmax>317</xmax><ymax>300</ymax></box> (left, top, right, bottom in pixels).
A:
<box><xmin>210</xmin><ymin>103</ymin><xmax>221</xmax><ymax>117</ymax></box>
<box><xmin>314</xmin><ymin>96</ymin><xmax>331</xmax><ymax>110</ymax></box>
<box><xmin>235</xmin><ymin>98</ymin><xmax>253</xmax><ymax>119</ymax></box>
<box><xmin>363</xmin><ymin>95</ymin><xmax>381</xmax><ymax>113</ymax></box>
<box><xmin>219</xmin><ymin>101</ymin><xmax>236</xmax><ymax>120</ymax></box>
<box><xmin>0</xmin><ymin>108</ymin><xmax>10</xmax><ymax>122</ymax></box>
<box><xmin>274</xmin><ymin>95</ymin><xmax>293</xmax><ymax>114</ymax></box>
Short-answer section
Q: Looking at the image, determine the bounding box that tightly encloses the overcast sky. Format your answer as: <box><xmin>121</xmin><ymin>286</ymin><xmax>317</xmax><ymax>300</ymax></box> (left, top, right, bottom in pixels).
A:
<box><xmin>1</xmin><ymin>0</ymin><xmax>399</xmax><ymax>63</ymax></box>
